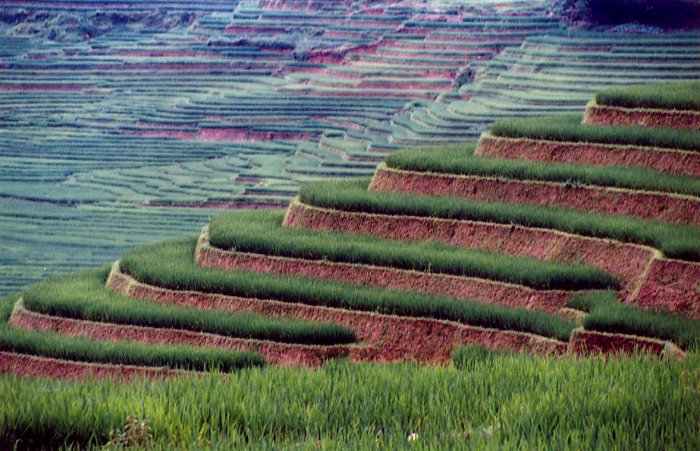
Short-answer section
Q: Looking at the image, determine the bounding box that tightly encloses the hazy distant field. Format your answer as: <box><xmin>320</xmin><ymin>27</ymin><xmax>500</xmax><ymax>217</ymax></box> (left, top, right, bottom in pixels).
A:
<box><xmin>1</xmin><ymin>1</ymin><xmax>700</xmax><ymax>293</ymax></box>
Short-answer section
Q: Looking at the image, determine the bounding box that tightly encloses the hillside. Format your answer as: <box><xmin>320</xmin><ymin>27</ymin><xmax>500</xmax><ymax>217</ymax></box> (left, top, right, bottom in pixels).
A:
<box><xmin>1</xmin><ymin>80</ymin><xmax>699</xmax><ymax>448</ymax></box>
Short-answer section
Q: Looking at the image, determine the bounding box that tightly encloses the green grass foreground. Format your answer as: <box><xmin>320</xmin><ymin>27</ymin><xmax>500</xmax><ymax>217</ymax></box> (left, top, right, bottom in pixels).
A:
<box><xmin>1</xmin><ymin>353</ymin><xmax>697</xmax><ymax>449</ymax></box>
<box><xmin>386</xmin><ymin>145</ymin><xmax>700</xmax><ymax>197</ymax></box>
<box><xmin>490</xmin><ymin>114</ymin><xmax>700</xmax><ymax>151</ymax></box>
<box><xmin>0</xmin><ymin>294</ymin><xmax>265</xmax><ymax>372</ymax></box>
<box><xmin>209</xmin><ymin>210</ymin><xmax>618</xmax><ymax>291</ymax></box>
<box><xmin>21</xmin><ymin>268</ymin><xmax>356</xmax><ymax>346</ymax></box>
<box><xmin>299</xmin><ymin>179</ymin><xmax>700</xmax><ymax>261</ymax></box>
<box><xmin>595</xmin><ymin>80</ymin><xmax>700</xmax><ymax>111</ymax></box>
<box><xmin>121</xmin><ymin>239</ymin><xmax>576</xmax><ymax>341</ymax></box>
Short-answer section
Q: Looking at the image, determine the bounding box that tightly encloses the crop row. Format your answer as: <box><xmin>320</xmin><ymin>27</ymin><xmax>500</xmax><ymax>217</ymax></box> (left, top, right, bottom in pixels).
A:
<box><xmin>0</xmin><ymin>294</ymin><xmax>264</xmax><ymax>373</ymax></box>
<box><xmin>385</xmin><ymin>144</ymin><xmax>700</xmax><ymax>196</ymax></box>
<box><xmin>298</xmin><ymin>179</ymin><xmax>700</xmax><ymax>261</ymax></box>
<box><xmin>490</xmin><ymin>114</ymin><xmax>700</xmax><ymax>152</ymax></box>
<box><xmin>207</xmin><ymin>210</ymin><xmax>617</xmax><ymax>291</ymax></box>
<box><xmin>119</xmin><ymin>238</ymin><xmax>576</xmax><ymax>341</ymax></box>
<box><xmin>595</xmin><ymin>80</ymin><xmax>700</xmax><ymax>111</ymax></box>
<box><xmin>22</xmin><ymin>267</ymin><xmax>355</xmax><ymax>346</ymax></box>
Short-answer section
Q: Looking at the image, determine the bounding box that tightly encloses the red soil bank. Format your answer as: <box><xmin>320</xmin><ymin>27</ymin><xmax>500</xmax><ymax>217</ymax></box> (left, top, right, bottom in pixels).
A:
<box><xmin>283</xmin><ymin>201</ymin><xmax>656</xmax><ymax>301</ymax></box>
<box><xmin>11</xmin><ymin>304</ymin><xmax>351</xmax><ymax>367</ymax></box>
<box><xmin>567</xmin><ymin>328</ymin><xmax>682</xmax><ymax>357</ymax></box>
<box><xmin>633</xmin><ymin>259</ymin><xmax>700</xmax><ymax>319</ymax></box>
<box><xmin>0</xmin><ymin>351</ymin><xmax>180</xmax><ymax>381</ymax></box>
<box><xmin>106</xmin><ymin>264</ymin><xmax>567</xmax><ymax>363</ymax></box>
<box><xmin>475</xmin><ymin>135</ymin><xmax>700</xmax><ymax>178</ymax></box>
<box><xmin>584</xmin><ymin>104</ymin><xmax>700</xmax><ymax>131</ymax></box>
<box><xmin>370</xmin><ymin>165</ymin><xmax>700</xmax><ymax>226</ymax></box>
<box><xmin>195</xmin><ymin>227</ymin><xmax>573</xmax><ymax>313</ymax></box>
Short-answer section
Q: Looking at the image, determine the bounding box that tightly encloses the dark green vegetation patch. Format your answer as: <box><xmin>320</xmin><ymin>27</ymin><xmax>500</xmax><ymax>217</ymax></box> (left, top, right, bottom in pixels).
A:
<box><xmin>595</xmin><ymin>80</ymin><xmax>700</xmax><ymax>111</ymax></box>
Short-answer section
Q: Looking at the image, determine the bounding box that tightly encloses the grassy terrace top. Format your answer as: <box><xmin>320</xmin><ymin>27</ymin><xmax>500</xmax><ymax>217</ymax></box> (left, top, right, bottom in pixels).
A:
<box><xmin>298</xmin><ymin>179</ymin><xmax>700</xmax><ymax>261</ymax></box>
<box><xmin>385</xmin><ymin>144</ymin><xmax>700</xmax><ymax>197</ymax></box>
<box><xmin>22</xmin><ymin>267</ymin><xmax>356</xmax><ymax>346</ymax></box>
<box><xmin>0</xmin><ymin>293</ymin><xmax>265</xmax><ymax>373</ymax></box>
<box><xmin>489</xmin><ymin>114</ymin><xmax>700</xmax><ymax>152</ymax></box>
<box><xmin>120</xmin><ymin>238</ymin><xmax>576</xmax><ymax>341</ymax></box>
<box><xmin>595</xmin><ymin>81</ymin><xmax>700</xmax><ymax>111</ymax></box>
<box><xmin>208</xmin><ymin>211</ymin><xmax>618</xmax><ymax>291</ymax></box>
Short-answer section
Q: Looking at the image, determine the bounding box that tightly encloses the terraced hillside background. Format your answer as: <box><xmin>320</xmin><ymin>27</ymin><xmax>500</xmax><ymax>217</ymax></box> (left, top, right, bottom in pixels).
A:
<box><xmin>1</xmin><ymin>80</ymin><xmax>699</xmax><ymax>448</ymax></box>
<box><xmin>2</xmin><ymin>0</ymin><xmax>700</xmax><ymax>293</ymax></box>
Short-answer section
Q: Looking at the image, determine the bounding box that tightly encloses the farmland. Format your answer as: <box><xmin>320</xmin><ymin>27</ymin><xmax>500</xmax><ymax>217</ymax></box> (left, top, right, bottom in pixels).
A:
<box><xmin>1</xmin><ymin>0</ymin><xmax>700</xmax><ymax>448</ymax></box>
<box><xmin>2</xmin><ymin>0</ymin><xmax>700</xmax><ymax>292</ymax></box>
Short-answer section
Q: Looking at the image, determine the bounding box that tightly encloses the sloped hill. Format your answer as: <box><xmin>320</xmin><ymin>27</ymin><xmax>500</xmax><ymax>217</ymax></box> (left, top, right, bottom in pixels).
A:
<box><xmin>0</xmin><ymin>82</ymin><xmax>698</xmax><ymax>382</ymax></box>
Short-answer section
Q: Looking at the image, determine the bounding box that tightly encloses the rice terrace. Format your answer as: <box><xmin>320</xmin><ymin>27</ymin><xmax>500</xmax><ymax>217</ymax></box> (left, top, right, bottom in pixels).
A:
<box><xmin>1</xmin><ymin>0</ymin><xmax>699</xmax><ymax>449</ymax></box>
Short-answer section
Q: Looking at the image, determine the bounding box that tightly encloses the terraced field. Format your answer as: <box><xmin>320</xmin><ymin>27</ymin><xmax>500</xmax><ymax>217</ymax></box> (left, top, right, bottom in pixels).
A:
<box><xmin>3</xmin><ymin>0</ymin><xmax>700</xmax><ymax>293</ymax></box>
<box><xmin>1</xmin><ymin>81</ymin><xmax>699</xmax><ymax>448</ymax></box>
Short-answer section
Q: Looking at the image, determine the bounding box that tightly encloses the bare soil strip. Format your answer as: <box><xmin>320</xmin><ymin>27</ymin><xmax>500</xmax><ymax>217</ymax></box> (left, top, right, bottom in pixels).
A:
<box><xmin>568</xmin><ymin>328</ymin><xmax>683</xmax><ymax>358</ymax></box>
<box><xmin>475</xmin><ymin>135</ymin><xmax>700</xmax><ymax>177</ymax></box>
<box><xmin>370</xmin><ymin>165</ymin><xmax>700</xmax><ymax>226</ymax></box>
<box><xmin>195</xmin><ymin>227</ymin><xmax>575</xmax><ymax>314</ymax></box>
<box><xmin>283</xmin><ymin>200</ymin><xmax>655</xmax><ymax>302</ymax></box>
<box><xmin>584</xmin><ymin>104</ymin><xmax>700</xmax><ymax>131</ymax></box>
<box><xmin>633</xmin><ymin>259</ymin><xmax>700</xmax><ymax>319</ymax></box>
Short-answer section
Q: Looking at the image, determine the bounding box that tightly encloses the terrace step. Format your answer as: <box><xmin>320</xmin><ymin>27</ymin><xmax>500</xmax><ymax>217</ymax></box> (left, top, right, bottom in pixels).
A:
<box><xmin>195</xmin><ymin>226</ymin><xmax>575</xmax><ymax>314</ymax></box>
<box><xmin>10</xmin><ymin>299</ymin><xmax>356</xmax><ymax>367</ymax></box>
<box><xmin>475</xmin><ymin>134</ymin><xmax>700</xmax><ymax>177</ymax></box>
<box><xmin>283</xmin><ymin>200</ymin><xmax>656</xmax><ymax>303</ymax></box>
<box><xmin>106</xmin><ymin>262</ymin><xmax>568</xmax><ymax>362</ymax></box>
<box><xmin>584</xmin><ymin>102</ymin><xmax>700</xmax><ymax>131</ymax></box>
<box><xmin>369</xmin><ymin>164</ymin><xmax>700</xmax><ymax>226</ymax></box>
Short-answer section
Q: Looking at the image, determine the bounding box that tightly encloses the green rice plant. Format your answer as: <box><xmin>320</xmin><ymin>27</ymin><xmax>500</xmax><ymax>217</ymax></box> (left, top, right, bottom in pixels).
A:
<box><xmin>209</xmin><ymin>210</ymin><xmax>619</xmax><ymax>291</ymax></box>
<box><xmin>120</xmin><ymin>238</ymin><xmax>577</xmax><ymax>341</ymax></box>
<box><xmin>386</xmin><ymin>146</ymin><xmax>700</xmax><ymax>197</ymax></box>
<box><xmin>0</xmin><ymin>294</ymin><xmax>265</xmax><ymax>372</ymax></box>
<box><xmin>451</xmin><ymin>344</ymin><xmax>512</xmax><ymax>371</ymax></box>
<box><xmin>490</xmin><ymin>114</ymin><xmax>700</xmax><ymax>151</ymax></box>
<box><xmin>299</xmin><ymin>179</ymin><xmax>700</xmax><ymax>261</ymax></box>
<box><xmin>1</xmin><ymin>354</ymin><xmax>697</xmax><ymax>449</ymax></box>
<box><xmin>21</xmin><ymin>267</ymin><xmax>356</xmax><ymax>346</ymax></box>
<box><xmin>568</xmin><ymin>292</ymin><xmax>700</xmax><ymax>349</ymax></box>
<box><xmin>595</xmin><ymin>80</ymin><xmax>700</xmax><ymax>110</ymax></box>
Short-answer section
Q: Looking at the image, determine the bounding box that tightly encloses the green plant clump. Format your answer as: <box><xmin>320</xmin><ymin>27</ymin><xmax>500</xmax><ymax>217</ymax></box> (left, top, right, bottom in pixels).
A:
<box><xmin>209</xmin><ymin>211</ymin><xmax>619</xmax><ymax>291</ymax></box>
<box><xmin>596</xmin><ymin>80</ymin><xmax>700</xmax><ymax>111</ymax></box>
